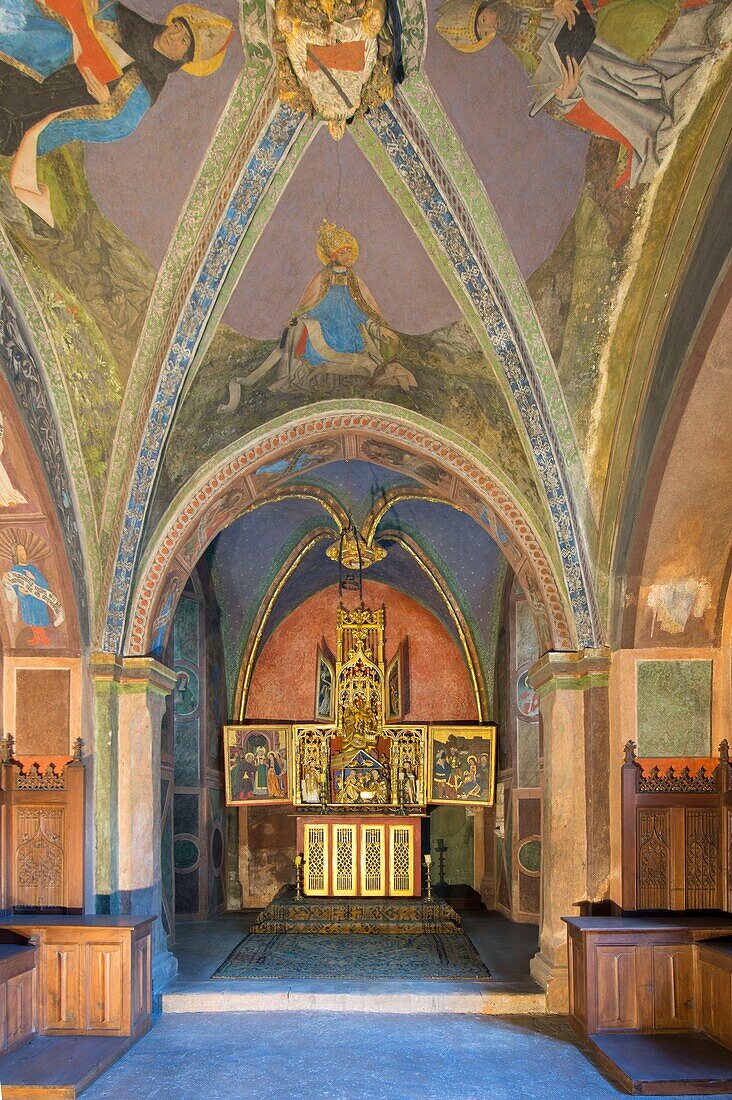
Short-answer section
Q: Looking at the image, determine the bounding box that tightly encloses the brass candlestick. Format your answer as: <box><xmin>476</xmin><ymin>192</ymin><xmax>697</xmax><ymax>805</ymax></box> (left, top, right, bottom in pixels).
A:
<box><xmin>294</xmin><ymin>854</ymin><xmax>303</xmax><ymax>898</ymax></box>
<box><xmin>424</xmin><ymin>853</ymin><xmax>433</xmax><ymax>901</ymax></box>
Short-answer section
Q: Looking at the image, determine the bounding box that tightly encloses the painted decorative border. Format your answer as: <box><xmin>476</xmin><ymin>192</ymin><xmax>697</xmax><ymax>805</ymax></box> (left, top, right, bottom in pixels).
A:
<box><xmin>103</xmin><ymin>103</ymin><xmax>306</xmax><ymax>650</ymax></box>
<box><xmin>367</xmin><ymin>98</ymin><xmax>599</xmax><ymax>648</ymax></box>
<box><xmin>126</xmin><ymin>410</ymin><xmax>573</xmax><ymax>656</ymax></box>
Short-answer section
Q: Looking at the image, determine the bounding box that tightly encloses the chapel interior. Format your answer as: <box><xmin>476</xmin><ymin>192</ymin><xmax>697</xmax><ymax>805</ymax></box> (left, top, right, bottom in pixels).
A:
<box><xmin>0</xmin><ymin>0</ymin><xmax>730</xmax><ymax>1094</ymax></box>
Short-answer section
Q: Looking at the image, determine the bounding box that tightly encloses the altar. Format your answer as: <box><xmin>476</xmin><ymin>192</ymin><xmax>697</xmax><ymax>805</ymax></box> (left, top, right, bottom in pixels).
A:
<box><xmin>224</xmin><ymin>603</ymin><xmax>497</xmax><ymax>901</ymax></box>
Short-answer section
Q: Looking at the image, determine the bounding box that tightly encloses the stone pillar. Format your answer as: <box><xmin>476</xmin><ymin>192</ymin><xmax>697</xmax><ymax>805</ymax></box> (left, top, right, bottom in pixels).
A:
<box><xmin>91</xmin><ymin>654</ymin><xmax>178</xmax><ymax>994</ymax></box>
<box><xmin>528</xmin><ymin>648</ymin><xmax>610</xmax><ymax>1011</ymax></box>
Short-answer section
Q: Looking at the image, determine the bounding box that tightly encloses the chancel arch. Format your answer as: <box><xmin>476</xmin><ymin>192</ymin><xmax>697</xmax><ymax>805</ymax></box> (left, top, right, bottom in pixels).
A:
<box><xmin>127</xmin><ymin>410</ymin><xmax>574</xmax><ymax>658</ymax></box>
<box><xmin>110</xmin><ymin>411</ymin><xmax>590</xmax><ymax>1004</ymax></box>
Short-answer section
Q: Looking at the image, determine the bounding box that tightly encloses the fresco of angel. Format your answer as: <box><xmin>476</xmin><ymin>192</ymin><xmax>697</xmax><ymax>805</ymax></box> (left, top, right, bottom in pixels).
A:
<box><xmin>0</xmin><ymin>0</ymin><xmax>234</xmax><ymax>225</ymax></box>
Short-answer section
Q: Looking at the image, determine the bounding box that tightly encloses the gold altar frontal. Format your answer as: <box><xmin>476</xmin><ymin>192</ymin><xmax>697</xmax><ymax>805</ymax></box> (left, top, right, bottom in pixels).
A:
<box><xmin>297</xmin><ymin>814</ymin><xmax>422</xmax><ymax>897</ymax></box>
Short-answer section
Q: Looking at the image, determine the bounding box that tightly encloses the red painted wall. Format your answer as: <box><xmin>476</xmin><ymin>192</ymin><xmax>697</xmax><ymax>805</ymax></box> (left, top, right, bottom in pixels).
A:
<box><xmin>245</xmin><ymin>581</ymin><xmax>478</xmax><ymax>722</ymax></box>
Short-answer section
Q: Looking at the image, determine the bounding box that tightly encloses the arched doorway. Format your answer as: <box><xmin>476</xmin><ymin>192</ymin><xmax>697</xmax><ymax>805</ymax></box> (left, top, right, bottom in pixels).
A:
<box><xmin>122</xmin><ymin>412</ymin><xmax>595</xmax><ymax>1006</ymax></box>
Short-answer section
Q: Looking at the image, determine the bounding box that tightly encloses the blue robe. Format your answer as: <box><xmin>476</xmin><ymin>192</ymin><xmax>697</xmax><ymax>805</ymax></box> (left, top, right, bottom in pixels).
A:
<box><xmin>302</xmin><ymin>283</ymin><xmax>370</xmax><ymax>368</ymax></box>
<box><xmin>7</xmin><ymin>563</ymin><xmax>52</xmax><ymax>626</ymax></box>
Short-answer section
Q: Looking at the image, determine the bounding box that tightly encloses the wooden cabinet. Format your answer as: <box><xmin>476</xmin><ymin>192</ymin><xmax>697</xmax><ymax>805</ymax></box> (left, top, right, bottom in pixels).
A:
<box><xmin>0</xmin><ymin>945</ymin><xmax>36</xmax><ymax>1057</ymax></box>
<box><xmin>698</xmin><ymin>944</ymin><xmax>732</xmax><ymax>1048</ymax></box>
<box><xmin>566</xmin><ymin>916</ymin><xmax>732</xmax><ymax>1040</ymax></box>
<box><xmin>0</xmin><ymin>917</ymin><xmax>153</xmax><ymax>1040</ymax></box>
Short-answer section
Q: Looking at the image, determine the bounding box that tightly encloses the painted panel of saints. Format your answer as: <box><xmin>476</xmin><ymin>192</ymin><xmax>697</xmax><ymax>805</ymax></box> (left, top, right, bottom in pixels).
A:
<box><xmin>0</xmin><ymin>0</ymin><xmax>234</xmax><ymax>225</ymax></box>
<box><xmin>436</xmin><ymin>0</ymin><xmax>728</xmax><ymax>188</ymax></box>
<box><xmin>428</xmin><ymin>724</ymin><xmax>497</xmax><ymax>806</ymax></box>
<box><xmin>232</xmin><ymin>220</ymin><xmax>417</xmax><ymax>396</ymax></box>
<box><xmin>224</xmin><ymin>723</ymin><xmax>291</xmax><ymax>806</ymax></box>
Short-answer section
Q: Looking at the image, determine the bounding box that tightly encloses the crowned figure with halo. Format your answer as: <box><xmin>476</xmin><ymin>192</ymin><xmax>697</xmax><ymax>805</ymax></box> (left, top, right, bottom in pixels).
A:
<box><xmin>238</xmin><ymin>220</ymin><xmax>417</xmax><ymax>395</ymax></box>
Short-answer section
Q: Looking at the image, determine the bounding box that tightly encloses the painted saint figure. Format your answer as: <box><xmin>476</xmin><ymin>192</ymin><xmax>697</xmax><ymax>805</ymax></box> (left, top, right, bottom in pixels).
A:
<box><xmin>266</xmin><ymin>750</ymin><xmax>286</xmax><ymax>798</ymax></box>
<box><xmin>301</xmin><ymin>760</ymin><xmax>321</xmax><ymax>804</ymax></box>
<box><xmin>433</xmin><ymin>749</ymin><xmax>451</xmax><ymax>798</ymax></box>
<box><xmin>0</xmin><ymin>0</ymin><xmax>234</xmax><ymax>225</ymax></box>
<box><xmin>436</xmin><ymin>0</ymin><xmax>728</xmax><ymax>187</ymax></box>
<box><xmin>237</xmin><ymin>221</ymin><xmax>417</xmax><ymax>395</ymax></box>
<box><xmin>2</xmin><ymin>541</ymin><xmax>64</xmax><ymax>644</ymax></box>
<box><xmin>253</xmin><ymin>744</ymin><xmax>268</xmax><ymax>794</ymax></box>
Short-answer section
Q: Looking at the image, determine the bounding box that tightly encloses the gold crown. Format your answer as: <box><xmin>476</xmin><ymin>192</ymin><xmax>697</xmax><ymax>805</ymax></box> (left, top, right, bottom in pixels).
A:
<box><xmin>316</xmin><ymin>219</ymin><xmax>360</xmax><ymax>265</ymax></box>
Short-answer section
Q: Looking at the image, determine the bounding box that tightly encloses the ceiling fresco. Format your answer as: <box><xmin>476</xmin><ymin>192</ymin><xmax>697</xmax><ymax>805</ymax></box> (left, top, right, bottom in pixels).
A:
<box><xmin>0</xmin><ymin>0</ymin><xmax>729</xmax><ymax>656</ymax></box>
<box><xmin>221</xmin><ymin>129</ymin><xmax>461</xmax><ymax>338</ymax></box>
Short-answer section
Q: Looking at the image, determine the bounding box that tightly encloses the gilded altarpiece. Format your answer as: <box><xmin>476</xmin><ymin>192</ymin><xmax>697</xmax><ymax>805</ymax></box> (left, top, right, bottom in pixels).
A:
<box><xmin>226</xmin><ymin>605</ymin><xmax>495</xmax><ymax>898</ymax></box>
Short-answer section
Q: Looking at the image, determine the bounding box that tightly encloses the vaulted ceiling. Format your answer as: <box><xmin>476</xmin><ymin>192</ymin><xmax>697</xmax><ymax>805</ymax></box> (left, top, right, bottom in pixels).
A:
<box><xmin>0</xmin><ymin>0</ymin><xmax>729</xmax><ymax>661</ymax></box>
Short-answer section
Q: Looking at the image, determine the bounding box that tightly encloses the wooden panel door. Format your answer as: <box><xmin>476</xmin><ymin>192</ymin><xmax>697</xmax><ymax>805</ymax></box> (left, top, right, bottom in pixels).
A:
<box><xmin>132</xmin><ymin>931</ymin><xmax>152</xmax><ymax>1031</ymax></box>
<box><xmin>333</xmin><ymin>824</ymin><xmax>357</xmax><ymax>897</ymax></box>
<box><xmin>652</xmin><ymin>946</ymin><xmax>695</xmax><ymax>1029</ymax></box>
<box><xmin>85</xmin><ymin>942</ymin><xmax>123</xmax><ymax>1031</ymax></box>
<box><xmin>569</xmin><ymin>932</ymin><xmax>587</xmax><ymax>1030</ymax></box>
<box><xmin>360</xmin><ymin>824</ymin><xmax>385</xmax><ymax>896</ymax></box>
<box><xmin>304</xmin><ymin>824</ymin><xmax>329</xmax><ymax>896</ymax></box>
<box><xmin>0</xmin><ymin>979</ymin><xmax>7</xmax><ymax>1054</ymax></box>
<box><xmin>43</xmin><ymin>942</ymin><xmax>80</xmax><ymax>1030</ymax></box>
<box><xmin>388</xmin><ymin>823</ymin><xmax>414</xmax><ymax>896</ymax></box>
<box><xmin>7</xmin><ymin>969</ymin><xmax>35</xmax><ymax>1047</ymax></box>
<box><xmin>595</xmin><ymin>945</ymin><xmax>640</xmax><ymax>1030</ymax></box>
<box><xmin>700</xmin><ymin>960</ymin><xmax>732</xmax><ymax>1046</ymax></box>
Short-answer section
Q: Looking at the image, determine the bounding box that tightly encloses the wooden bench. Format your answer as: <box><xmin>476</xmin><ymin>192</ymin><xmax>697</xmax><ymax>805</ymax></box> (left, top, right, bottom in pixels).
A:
<box><xmin>566</xmin><ymin>915</ymin><xmax>732</xmax><ymax>1094</ymax></box>
<box><xmin>0</xmin><ymin>916</ymin><xmax>154</xmax><ymax>1098</ymax></box>
<box><xmin>0</xmin><ymin>941</ymin><xmax>37</xmax><ymax>1057</ymax></box>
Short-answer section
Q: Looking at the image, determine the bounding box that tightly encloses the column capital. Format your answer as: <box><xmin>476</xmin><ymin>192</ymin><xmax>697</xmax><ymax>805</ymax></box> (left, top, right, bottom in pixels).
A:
<box><xmin>529</xmin><ymin>648</ymin><xmax>611</xmax><ymax>696</ymax></box>
<box><xmin>90</xmin><ymin>652</ymin><xmax>177</xmax><ymax>697</ymax></box>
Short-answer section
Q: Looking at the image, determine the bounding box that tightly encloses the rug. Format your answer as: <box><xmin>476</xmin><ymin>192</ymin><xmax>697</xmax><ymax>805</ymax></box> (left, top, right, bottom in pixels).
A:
<box><xmin>212</xmin><ymin>931</ymin><xmax>491</xmax><ymax>981</ymax></box>
<box><xmin>250</xmin><ymin>887</ymin><xmax>463</xmax><ymax>935</ymax></box>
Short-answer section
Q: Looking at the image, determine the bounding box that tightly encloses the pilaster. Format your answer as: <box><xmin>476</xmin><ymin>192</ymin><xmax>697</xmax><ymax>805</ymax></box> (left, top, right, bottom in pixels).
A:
<box><xmin>90</xmin><ymin>653</ymin><xmax>178</xmax><ymax>994</ymax></box>
<box><xmin>528</xmin><ymin>648</ymin><xmax>611</xmax><ymax>1011</ymax></box>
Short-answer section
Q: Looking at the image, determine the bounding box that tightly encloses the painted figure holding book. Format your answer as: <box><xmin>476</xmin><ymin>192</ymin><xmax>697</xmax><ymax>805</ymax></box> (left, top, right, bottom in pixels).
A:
<box><xmin>436</xmin><ymin>0</ymin><xmax>728</xmax><ymax>187</ymax></box>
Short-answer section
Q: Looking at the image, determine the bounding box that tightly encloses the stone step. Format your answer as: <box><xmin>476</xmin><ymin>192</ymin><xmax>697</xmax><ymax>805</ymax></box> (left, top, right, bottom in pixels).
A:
<box><xmin>162</xmin><ymin>978</ymin><xmax>547</xmax><ymax>1015</ymax></box>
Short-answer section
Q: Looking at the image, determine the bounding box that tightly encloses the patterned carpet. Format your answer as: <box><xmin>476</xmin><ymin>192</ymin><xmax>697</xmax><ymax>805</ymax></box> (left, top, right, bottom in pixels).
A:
<box><xmin>212</xmin><ymin>931</ymin><xmax>491</xmax><ymax>981</ymax></box>
<box><xmin>251</xmin><ymin>888</ymin><xmax>463</xmax><ymax>935</ymax></box>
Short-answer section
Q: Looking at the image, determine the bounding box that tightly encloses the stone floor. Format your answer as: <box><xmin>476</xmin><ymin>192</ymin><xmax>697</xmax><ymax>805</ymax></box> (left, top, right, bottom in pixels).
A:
<box><xmin>82</xmin><ymin>915</ymin><xmax>710</xmax><ymax>1097</ymax></box>
<box><xmin>82</xmin><ymin>1010</ymin><xmax>708</xmax><ymax>1099</ymax></box>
